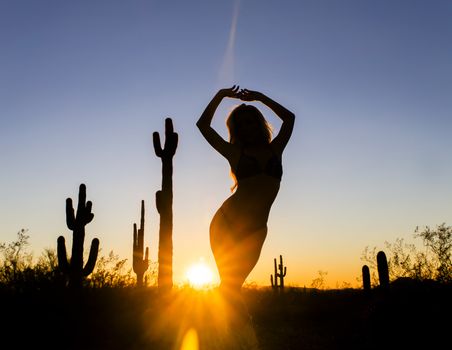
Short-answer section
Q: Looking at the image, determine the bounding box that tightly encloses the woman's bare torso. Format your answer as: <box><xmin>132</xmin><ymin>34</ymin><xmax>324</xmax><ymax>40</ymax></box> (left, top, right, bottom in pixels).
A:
<box><xmin>221</xmin><ymin>176</ymin><xmax>280</xmax><ymax>228</ymax></box>
<box><xmin>214</xmin><ymin>145</ymin><xmax>282</xmax><ymax>233</ymax></box>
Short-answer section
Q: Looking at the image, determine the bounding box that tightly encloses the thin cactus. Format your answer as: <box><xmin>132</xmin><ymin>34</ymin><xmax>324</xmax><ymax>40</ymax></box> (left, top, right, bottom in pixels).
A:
<box><xmin>270</xmin><ymin>255</ymin><xmax>287</xmax><ymax>292</ymax></box>
<box><xmin>362</xmin><ymin>264</ymin><xmax>371</xmax><ymax>291</ymax></box>
<box><xmin>57</xmin><ymin>184</ymin><xmax>99</xmax><ymax>288</ymax></box>
<box><xmin>153</xmin><ymin>118</ymin><xmax>178</xmax><ymax>291</ymax></box>
<box><xmin>377</xmin><ymin>250</ymin><xmax>389</xmax><ymax>288</ymax></box>
<box><xmin>270</xmin><ymin>259</ymin><xmax>277</xmax><ymax>289</ymax></box>
<box><xmin>133</xmin><ymin>200</ymin><xmax>149</xmax><ymax>287</ymax></box>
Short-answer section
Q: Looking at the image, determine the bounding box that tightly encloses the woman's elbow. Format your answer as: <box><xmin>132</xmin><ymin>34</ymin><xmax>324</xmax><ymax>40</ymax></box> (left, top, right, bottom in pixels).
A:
<box><xmin>196</xmin><ymin>120</ymin><xmax>204</xmax><ymax>130</ymax></box>
<box><xmin>196</xmin><ymin>120</ymin><xmax>209</xmax><ymax>132</ymax></box>
<box><xmin>286</xmin><ymin>111</ymin><xmax>295</xmax><ymax>123</ymax></box>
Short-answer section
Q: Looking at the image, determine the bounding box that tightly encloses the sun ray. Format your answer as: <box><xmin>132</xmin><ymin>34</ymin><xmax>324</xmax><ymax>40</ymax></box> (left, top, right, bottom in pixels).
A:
<box><xmin>218</xmin><ymin>0</ymin><xmax>241</xmax><ymax>85</ymax></box>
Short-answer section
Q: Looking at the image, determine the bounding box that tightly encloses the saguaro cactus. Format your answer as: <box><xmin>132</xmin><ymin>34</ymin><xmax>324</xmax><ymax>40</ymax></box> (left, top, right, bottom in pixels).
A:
<box><xmin>57</xmin><ymin>184</ymin><xmax>99</xmax><ymax>288</ymax></box>
<box><xmin>270</xmin><ymin>255</ymin><xmax>287</xmax><ymax>291</ymax></box>
<box><xmin>362</xmin><ymin>264</ymin><xmax>371</xmax><ymax>291</ymax></box>
<box><xmin>133</xmin><ymin>200</ymin><xmax>149</xmax><ymax>287</ymax></box>
<box><xmin>153</xmin><ymin>118</ymin><xmax>178</xmax><ymax>291</ymax></box>
<box><xmin>377</xmin><ymin>250</ymin><xmax>389</xmax><ymax>288</ymax></box>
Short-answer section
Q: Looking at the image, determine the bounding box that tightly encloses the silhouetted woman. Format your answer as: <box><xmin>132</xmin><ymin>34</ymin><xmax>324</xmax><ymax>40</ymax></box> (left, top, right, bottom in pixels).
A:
<box><xmin>197</xmin><ymin>85</ymin><xmax>294</xmax><ymax>294</ymax></box>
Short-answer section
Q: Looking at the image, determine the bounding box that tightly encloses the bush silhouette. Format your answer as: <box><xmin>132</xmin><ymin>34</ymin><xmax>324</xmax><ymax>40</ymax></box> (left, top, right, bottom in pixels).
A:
<box><xmin>415</xmin><ymin>223</ymin><xmax>452</xmax><ymax>283</ymax></box>
<box><xmin>361</xmin><ymin>223</ymin><xmax>452</xmax><ymax>284</ymax></box>
<box><xmin>0</xmin><ymin>230</ymin><xmax>65</xmax><ymax>290</ymax></box>
<box><xmin>0</xmin><ymin>230</ymin><xmax>143</xmax><ymax>290</ymax></box>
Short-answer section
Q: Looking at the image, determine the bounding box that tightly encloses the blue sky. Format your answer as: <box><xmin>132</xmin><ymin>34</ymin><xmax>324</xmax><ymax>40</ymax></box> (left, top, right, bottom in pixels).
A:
<box><xmin>1</xmin><ymin>0</ymin><xmax>451</xmax><ymax>286</ymax></box>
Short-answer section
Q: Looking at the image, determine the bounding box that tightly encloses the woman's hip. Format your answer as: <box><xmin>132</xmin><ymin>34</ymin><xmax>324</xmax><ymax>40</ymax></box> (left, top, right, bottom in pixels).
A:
<box><xmin>210</xmin><ymin>207</ymin><xmax>268</xmax><ymax>243</ymax></box>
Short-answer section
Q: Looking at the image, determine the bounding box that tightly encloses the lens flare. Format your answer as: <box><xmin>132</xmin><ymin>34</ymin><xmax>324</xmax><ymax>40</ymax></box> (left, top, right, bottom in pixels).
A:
<box><xmin>180</xmin><ymin>328</ymin><xmax>199</xmax><ymax>350</ymax></box>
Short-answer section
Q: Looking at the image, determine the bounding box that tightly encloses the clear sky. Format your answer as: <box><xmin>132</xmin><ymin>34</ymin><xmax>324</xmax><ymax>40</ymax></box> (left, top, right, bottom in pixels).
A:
<box><xmin>1</xmin><ymin>0</ymin><xmax>451</xmax><ymax>287</ymax></box>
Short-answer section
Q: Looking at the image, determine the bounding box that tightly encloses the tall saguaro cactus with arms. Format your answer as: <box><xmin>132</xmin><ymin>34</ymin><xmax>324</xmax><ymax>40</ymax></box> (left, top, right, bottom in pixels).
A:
<box><xmin>153</xmin><ymin>118</ymin><xmax>178</xmax><ymax>291</ymax></box>
<box><xmin>57</xmin><ymin>184</ymin><xmax>99</xmax><ymax>288</ymax></box>
<box><xmin>271</xmin><ymin>255</ymin><xmax>287</xmax><ymax>292</ymax></box>
<box><xmin>133</xmin><ymin>200</ymin><xmax>149</xmax><ymax>287</ymax></box>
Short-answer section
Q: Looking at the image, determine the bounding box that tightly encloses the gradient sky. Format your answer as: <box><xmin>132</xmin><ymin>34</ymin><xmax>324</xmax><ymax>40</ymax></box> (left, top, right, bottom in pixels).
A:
<box><xmin>1</xmin><ymin>0</ymin><xmax>451</xmax><ymax>287</ymax></box>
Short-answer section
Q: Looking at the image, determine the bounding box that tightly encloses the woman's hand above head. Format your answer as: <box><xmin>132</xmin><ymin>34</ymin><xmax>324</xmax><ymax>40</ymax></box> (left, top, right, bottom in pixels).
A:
<box><xmin>197</xmin><ymin>85</ymin><xmax>241</xmax><ymax>159</ymax></box>
<box><xmin>218</xmin><ymin>85</ymin><xmax>241</xmax><ymax>99</ymax></box>
<box><xmin>237</xmin><ymin>88</ymin><xmax>264</xmax><ymax>102</ymax></box>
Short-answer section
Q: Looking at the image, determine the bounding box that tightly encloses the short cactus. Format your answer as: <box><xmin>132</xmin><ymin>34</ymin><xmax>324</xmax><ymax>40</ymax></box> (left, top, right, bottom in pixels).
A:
<box><xmin>270</xmin><ymin>255</ymin><xmax>287</xmax><ymax>291</ymax></box>
<box><xmin>362</xmin><ymin>264</ymin><xmax>371</xmax><ymax>291</ymax></box>
<box><xmin>153</xmin><ymin>118</ymin><xmax>178</xmax><ymax>291</ymax></box>
<box><xmin>57</xmin><ymin>184</ymin><xmax>99</xmax><ymax>288</ymax></box>
<box><xmin>377</xmin><ymin>250</ymin><xmax>389</xmax><ymax>288</ymax></box>
<box><xmin>133</xmin><ymin>200</ymin><xmax>149</xmax><ymax>287</ymax></box>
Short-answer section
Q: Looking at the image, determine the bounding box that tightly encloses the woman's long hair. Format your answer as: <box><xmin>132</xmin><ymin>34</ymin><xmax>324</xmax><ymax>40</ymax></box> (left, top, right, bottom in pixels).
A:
<box><xmin>226</xmin><ymin>104</ymin><xmax>273</xmax><ymax>191</ymax></box>
<box><xmin>226</xmin><ymin>104</ymin><xmax>273</xmax><ymax>145</ymax></box>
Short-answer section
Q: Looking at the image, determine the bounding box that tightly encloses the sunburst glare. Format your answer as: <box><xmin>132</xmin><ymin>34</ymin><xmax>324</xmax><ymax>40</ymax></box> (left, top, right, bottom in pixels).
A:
<box><xmin>186</xmin><ymin>260</ymin><xmax>214</xmax><ymax>289</ymax></box>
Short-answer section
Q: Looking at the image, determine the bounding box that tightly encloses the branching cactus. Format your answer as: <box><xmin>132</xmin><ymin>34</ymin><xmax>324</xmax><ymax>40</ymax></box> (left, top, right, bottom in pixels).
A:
<box><xmin>377</xmin><ymin>250</ymin><xmax>389</xmax><ymax>288</ymax></box>
<box><xmin>57</xmin><ymin>184</ymin><xmax>99</xmax><ymax>288</ymax></box>
<box><xmin>133</xmin><ymin>200</ymin><xmax>149</xmax><ymax>287</ymax></box>
<box><xmin>362</xmin><ymin>265</ymin><xmax>371</xmax><ymax>291</ymax></box>
<box><xmin>270</xmin><ymin>255</ymin><xmax>287</xmax><ymax>292</ymax></box>
<box><xmin>153</xmin><ymin>118</ymin><xmax>178</xmax><ymax>291</ymax></box>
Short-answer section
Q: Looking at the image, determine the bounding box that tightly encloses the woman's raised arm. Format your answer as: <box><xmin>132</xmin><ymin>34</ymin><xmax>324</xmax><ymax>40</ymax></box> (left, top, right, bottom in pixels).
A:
<box><xmin>196</xmin><ymin>86</ymin><xmax>240</xmax><ymax>158</ymax></box>
<box><xmin>238</xmin><ymin>89</ymin><xmax>295</xmax><ymax>154</ymax></box>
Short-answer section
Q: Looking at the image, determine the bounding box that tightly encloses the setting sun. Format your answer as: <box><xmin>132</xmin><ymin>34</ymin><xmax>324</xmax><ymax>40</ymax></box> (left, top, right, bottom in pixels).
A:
<box><xmin>186</xmin><ymin>261</ymin><xmax>214</xmax><ymax>289</ymax></box>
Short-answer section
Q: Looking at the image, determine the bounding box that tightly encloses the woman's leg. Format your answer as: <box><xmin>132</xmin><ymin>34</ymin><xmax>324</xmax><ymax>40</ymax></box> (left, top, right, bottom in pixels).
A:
<box><xmin>209</xmin><ymin>209</ymin><xmax>238</xmax><ymax>290</ymax></box>
<box><xmin>211</xmin><ymin>216</ymin><xmax>267</xmax><ymax>332</ymax></box>
<box><xmin>230</xmin><ymin>227</ymin><xmax>267</xmax><ymax>288</ymax></box>
<box><xmin>210</xmin><ymin>209</ymin><xmax>267</xmax><ymax>291</ymax></box>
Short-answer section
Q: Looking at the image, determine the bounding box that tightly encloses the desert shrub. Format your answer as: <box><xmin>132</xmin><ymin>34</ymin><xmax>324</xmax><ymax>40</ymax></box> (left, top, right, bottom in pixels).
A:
<box><xmin>87</xmin><ymin>250</ymin><xmax>135</xmax><ymax>288</ymax></box>
<box><xmin>361</xmin><ymin>223</ymin><xmax>452</xmax><ymax>284</ymax></box>
<box><xmin>0</xmin><ymin>229</ymin><xmax>34</xmax><ymax>287</ymax></box>
<box><xmin>0</xmin><ymin>230</ymin><xmax>156</xmax><ymax>290</ymax></box>
<box><xmin>310</xmin><ymin>270</ymin><xmax>328</xmax><ymax>289</ymax></box>
<box><xmin>0</xmin><ymin>230</ymin><xmax>69</xmax><ymax>290</ymax></box>
<box><xmin>415</xmin><ymin>223</ymin><xmax>452</xmax><ymax>283</ymax></box>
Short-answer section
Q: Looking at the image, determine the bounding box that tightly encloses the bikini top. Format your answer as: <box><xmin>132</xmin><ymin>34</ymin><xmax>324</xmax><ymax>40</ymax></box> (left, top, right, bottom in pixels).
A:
<box><xmin>233</xmin><ymin>149</ymin><xmax>283</xmax><ymax>181</ymax></box>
